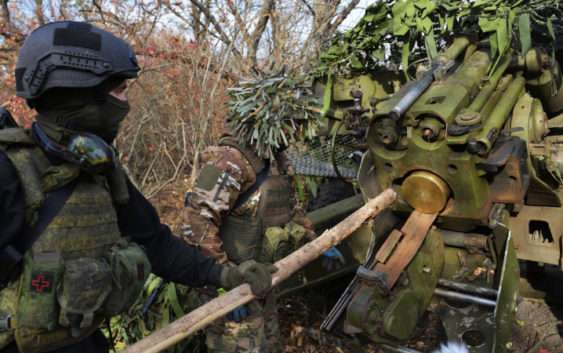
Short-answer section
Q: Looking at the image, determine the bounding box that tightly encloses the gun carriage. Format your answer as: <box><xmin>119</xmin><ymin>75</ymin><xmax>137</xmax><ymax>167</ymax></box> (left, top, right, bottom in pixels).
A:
<box><xmin>310</xmin><ymin>32</ymin><xmax>563</xmax><ymax>352</ymax></box>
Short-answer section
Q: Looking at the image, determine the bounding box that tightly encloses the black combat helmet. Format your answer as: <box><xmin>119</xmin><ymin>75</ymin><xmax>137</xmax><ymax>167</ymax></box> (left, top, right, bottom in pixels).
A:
<box><xmin>15</xmin><ymin>21</ymin><xmax>140</xmax><ymax>100</ymax></box>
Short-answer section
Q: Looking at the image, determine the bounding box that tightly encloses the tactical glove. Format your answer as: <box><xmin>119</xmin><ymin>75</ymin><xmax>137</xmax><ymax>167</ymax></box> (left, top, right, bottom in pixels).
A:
<box><xmin>219</xmin><ymin>260</ymin><xmax>278</xmax><ymax>297</ymax></box>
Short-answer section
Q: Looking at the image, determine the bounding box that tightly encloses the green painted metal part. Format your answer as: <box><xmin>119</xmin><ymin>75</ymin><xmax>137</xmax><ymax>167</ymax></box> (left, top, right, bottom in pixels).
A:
<box><xmin>473</xmin><ymin>75</ymin><xmax>526</xmax><ymax>153</ymax></box>
<box><xmin>494</xmin><ymin>233</ymin><xmax>520</xmax><ymax>353</ymax></box>
<box><xmin>307</xmin><ymin>194</ymin><xmax>364</xmax><ymax>229</ymax></box>
<box><xmin>465</xmin><ymin>56</ymin><xmax>511</xmax><ymax>114</ymax></box>
<box><xmin>345</xmin><ymin>228</ymin><xmax>445</xmax><ymax>342</ymax></box>
<box><xmin>314</xmin><ymin>33</ymin><xmax>563</xmax><ymax>352</ymax></box>
<box><xmin>510</xmin><ymin>93</ymin><xmax>561</xmax><ymax>206</ymax></box>
<box><xmin>365</xmin><ymin>50</ymin><xmax>510</xmax><ymax>227</ymax></box>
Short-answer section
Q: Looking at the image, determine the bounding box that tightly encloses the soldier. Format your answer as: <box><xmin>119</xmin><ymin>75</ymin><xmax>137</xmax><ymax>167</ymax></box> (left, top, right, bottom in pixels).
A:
<box><xmin>0</xmin><ymin>21</ymin><xmax>276</xmax><ymax>353</ymax></box>
<box><xmin>182</xmin><ymin>102</ymin><xmax>345</xmax><ymax>351</ymax></box>
<box><xmin>181</xmin><ymin>135</ymin><xmax>289</xmax><ymax>353</ymax></box>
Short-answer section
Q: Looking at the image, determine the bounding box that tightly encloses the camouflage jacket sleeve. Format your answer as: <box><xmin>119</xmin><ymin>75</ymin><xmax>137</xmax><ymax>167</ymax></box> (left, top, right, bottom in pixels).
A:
<box><xmin>182</xmin><ymin>145</ymin><xmax>257</xmax><ymax>264</ymax></box>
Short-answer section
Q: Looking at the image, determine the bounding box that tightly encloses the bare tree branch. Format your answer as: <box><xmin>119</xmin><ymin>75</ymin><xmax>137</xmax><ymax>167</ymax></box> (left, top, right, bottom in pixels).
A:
<box><xmin>250</xmin><ymin>0</ymin><xmax>275</xmax><ymax>59</ymax></box>
<box><xmin>299</xmin><ymin>0</ymin><xmax>316</xmax><ymax>17</ymax></box>
<box><xmin>185</xmin><ymin>0</ymin><xmax>238</xmax><ymax>54</ymax></box>
<box><xmin>190</xmin><ymin>2</ymin><xmax>202</xmax><ymax>40</ymax></box>
<box><xmin>35</xmin><ymin>0</ymin><xmax>46</xmax><ymax>25</ymax></box>
<box><xmin>327</xmin><ymin>0</ymin><xmax>361</xmax><ymax>35</ymax></box>
<box><xmin>225</xmin><ymin>0</ymin><xmax>253</xmax><ymax>53</ymax></box>
<box><xmin>92</xmin><ymin>0</ymin><xmax>106</xmax><ymax>24</ymax></box>
<box><xmin>0</xmin><ymin>0</ymin><xmax>10</xmax><ymax>28</ymax></box>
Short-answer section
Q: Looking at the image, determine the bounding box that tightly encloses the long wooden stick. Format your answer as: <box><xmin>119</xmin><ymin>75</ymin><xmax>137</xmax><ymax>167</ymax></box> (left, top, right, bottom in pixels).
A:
<box><xmin>122</xmin><ymin>188</ymin><xmax>397</xmax><ymax>353</ymax></box>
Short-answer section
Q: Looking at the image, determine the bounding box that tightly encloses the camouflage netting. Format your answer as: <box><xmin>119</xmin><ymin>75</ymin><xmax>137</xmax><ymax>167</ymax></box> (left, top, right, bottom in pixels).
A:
<box><xmin>319</xmin><ymin>0</ymin><xmax>563</xmax><ymax>75</ymax></box>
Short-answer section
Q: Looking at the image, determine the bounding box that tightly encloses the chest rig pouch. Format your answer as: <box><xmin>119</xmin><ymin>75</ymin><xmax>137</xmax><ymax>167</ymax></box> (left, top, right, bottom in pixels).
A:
<box><xmin>219</xmin><ymin>165</ymin><xmax>293</xmax><ymax>264</ymax></box>
<box><xmin>0</xmin><ymin>129</ymin><xmax>150</xmax><ymax>353</ymax></box>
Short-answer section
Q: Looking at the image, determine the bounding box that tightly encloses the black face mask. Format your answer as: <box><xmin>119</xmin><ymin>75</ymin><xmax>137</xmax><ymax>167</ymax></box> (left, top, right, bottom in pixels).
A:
<box><xmin>63</xmin><ymin>95</ymin><xmax>130</xmax><ymax>143</ymax></box>
<box><xmin>36</xmin><ymin>91</ymin><xmax>130</xmax><ymax>144</ymax></box>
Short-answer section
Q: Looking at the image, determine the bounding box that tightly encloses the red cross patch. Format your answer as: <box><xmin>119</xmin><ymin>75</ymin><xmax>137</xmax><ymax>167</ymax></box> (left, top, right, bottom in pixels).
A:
<box><xmin>30</xmin><ymin>272</ymin><xmax>54</xmax><ymax>293</ymax></box>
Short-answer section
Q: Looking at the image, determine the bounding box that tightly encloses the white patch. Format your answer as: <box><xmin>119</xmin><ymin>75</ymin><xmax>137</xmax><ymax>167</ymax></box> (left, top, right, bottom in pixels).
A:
<box><xmin>180</xmin><ymin>224</ymin><xmax>193</xmax><ymax>237</ymax></box>
<box><xmin>200</xmin><ymin>208</ymin><xmax>216</xmax><ymax>219</ymax></box>
<box><xmin>226</xmin><ymin>161</ymin><xmax>241</xmax><ymax>175</ymax></box>
<box><xmin>225</xmin><ymin>174</ymin><xmax>241</xmax><ymax>191</ymax></box>
<box><xmin>433</xmin><ymin>342</ymin><xmax>469</xmax><ymax>353</ymax></box>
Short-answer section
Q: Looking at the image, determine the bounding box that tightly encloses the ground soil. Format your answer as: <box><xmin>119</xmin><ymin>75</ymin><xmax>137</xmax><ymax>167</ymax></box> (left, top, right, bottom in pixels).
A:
<box><xmin>278</xmin><ymin>286</ymin><xmax>563</xmax><ymax>353</ymax></box>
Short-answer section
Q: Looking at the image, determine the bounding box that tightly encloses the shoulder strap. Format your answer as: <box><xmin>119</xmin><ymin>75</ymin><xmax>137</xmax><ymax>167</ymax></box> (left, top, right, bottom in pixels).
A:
<box><xmin>0</xmin><ymin>182</ymin><xmax>76</xmax><ymax>289</ymax></box>
<box><xmin>233</xmin><ymin>160</ymin><xmax>270</xmax><ymax>209</ymax></box>
<box><xmin>0</xmin><ymin>127</ymin><xmax>35</xmax><ymax>147</ymax></box>
<box><xmin>22</xmin><ymin>181</ymin><xmax>77</xmax><ymax>251</ymax></box>
<box><xmin>4</xmin><ymin>147</ymin><xmax>48</xmax><ymax>224</ymax></box>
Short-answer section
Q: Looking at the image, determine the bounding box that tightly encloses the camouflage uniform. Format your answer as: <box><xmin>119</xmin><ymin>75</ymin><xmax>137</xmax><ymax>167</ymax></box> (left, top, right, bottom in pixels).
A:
<box><xmin>183</xmin><ymin>138</ymin><xmax>311</xmax><ymax>353</ymax></box>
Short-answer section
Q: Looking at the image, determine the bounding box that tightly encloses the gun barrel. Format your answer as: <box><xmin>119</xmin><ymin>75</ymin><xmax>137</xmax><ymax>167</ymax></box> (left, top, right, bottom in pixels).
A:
<box><xmin>307</xmin><ymin>194</ymin><xmax>364</xmax><ymax>229</ymax></box>
<box><xmin>389</xmin><ymin>37</ymin><xmax>471</xmax><ymax>121</ymax></box>
<box><xmin>390</xmin><ymin>72</ymin><xmax>434</xmax><ymax>121</ymax></box>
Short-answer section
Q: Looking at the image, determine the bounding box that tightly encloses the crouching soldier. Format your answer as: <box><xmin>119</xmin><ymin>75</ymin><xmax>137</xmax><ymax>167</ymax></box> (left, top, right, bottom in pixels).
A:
<box><xmin>0</xmin><ymin>21</ymin><xmax>275</xmax><ymax>353</ymax></box>
<box><xmin>182</xmin><ymin>120</ymin><xmax>344</xmax><ymax>350</ymax></box>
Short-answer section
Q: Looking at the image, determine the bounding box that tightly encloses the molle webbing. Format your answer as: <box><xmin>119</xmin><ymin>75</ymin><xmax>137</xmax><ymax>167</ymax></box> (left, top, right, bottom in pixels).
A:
<box><xmin>14</xmin><ymin>181</ymin><xmax>123</xmax><ymax>353</ymax></box>
<box><xmin>218</xmin><ymin>136</ymin><xmax>266</xmax><ymax>174</ymax></box>
<box><xmin>257</xmin><ymin>175</ymin><xmax>292</xmax><ymax>228</ymax></box>
<box><xmin>221</xmin><ymin>168</ymin><xmax>293</xmax><ymax>264</ymax></box>
<box><xmin>0</xmin><ymin>130</ymin><xmax>143</xmax><ymax>353</ymax></box>
<box><xmin>5</xmin><ymin>148</ymin><xmax>45</xmax><ymax>224</ymax></box>
<box><xmin>31</xmin><ymin>181</ymin><xmax>121</xmax><ymax>257</ymax></box>
<box><xmin>0</xmin><ymin>128</ymin><xmax>35</xmax><ymax>146</ymax></box>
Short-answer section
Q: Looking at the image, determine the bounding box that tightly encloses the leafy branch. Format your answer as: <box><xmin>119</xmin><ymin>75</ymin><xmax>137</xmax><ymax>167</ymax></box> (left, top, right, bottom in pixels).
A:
<box><xmin>228</xmin><ymin>75</ymin><xmax>321</xmax><ymax>159</ymax></box>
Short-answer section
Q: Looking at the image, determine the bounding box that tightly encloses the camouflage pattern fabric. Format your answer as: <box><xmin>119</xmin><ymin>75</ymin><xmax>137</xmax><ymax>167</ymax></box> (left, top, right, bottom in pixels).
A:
<box><xmin>183</xmin><ymin>146</ymin><xmax>257</xmax><ymax>263</ymax></box>
<box><xmin>203</xmin><ymin>290</ymin><xmax>280</xmax><ymax>353</ymax></box>
<box><xmin>182</xmin><ymin>145</ymin><xmax>282</xmax><ymax>353</ymax></box>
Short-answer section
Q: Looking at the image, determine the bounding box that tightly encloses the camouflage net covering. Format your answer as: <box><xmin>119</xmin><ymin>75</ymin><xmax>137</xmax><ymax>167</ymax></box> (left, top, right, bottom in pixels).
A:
<box><xmin>319</xmin><ymin>0</ymin><xmax>563</xmax><ymax>75</ymax></box>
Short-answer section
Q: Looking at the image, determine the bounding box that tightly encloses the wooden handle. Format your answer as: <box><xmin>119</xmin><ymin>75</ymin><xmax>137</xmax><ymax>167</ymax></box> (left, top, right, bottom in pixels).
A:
<box><xmin>122</xmin><ymin>188</ymin><xmax>397</xmax><ymax>353</ymax></box>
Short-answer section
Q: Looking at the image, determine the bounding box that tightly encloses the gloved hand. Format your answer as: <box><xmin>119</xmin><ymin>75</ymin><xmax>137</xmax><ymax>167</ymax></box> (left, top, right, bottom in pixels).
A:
<box><xmin>226</xmin><ymin>305</ymin><xmax>249</xmax><ymax>322</ymax></box>
<box><xmin>220</xmin><ymin>260</ymin><xmax>278</xmax><ymax>297</ymax></box>
<box><xmin>321</xmin><ymin>246</ymin><xmax>346</xmax><ymax>271</ymax></box>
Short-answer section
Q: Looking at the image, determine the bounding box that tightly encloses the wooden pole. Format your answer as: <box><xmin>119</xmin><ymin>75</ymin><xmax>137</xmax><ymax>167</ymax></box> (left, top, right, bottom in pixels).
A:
<box><xmin>122</xmin><ymin>188</ymin><xmax>397</xmax><ymax>353</ymax></box>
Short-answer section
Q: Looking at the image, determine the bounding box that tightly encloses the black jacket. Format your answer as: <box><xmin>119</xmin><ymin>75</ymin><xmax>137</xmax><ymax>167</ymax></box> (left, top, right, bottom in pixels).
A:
<box><xmin>0</xmin><ymin>151</ymin><xmax>223</xmax><ymax>352</ymax></box>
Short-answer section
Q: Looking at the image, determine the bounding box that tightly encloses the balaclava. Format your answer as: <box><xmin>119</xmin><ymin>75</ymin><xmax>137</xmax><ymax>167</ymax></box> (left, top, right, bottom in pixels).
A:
<box><xmin>32</xmin><ymin>78</ymin><xmax>130</xmax><ymax>144</ymax></box>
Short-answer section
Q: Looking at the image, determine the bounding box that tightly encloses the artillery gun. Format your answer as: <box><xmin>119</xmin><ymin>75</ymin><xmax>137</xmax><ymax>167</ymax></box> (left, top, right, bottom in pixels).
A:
<box><xmin>311</xmin><ymin>29</ymin><xmax>563</xmax><ymax>352</ymax></box>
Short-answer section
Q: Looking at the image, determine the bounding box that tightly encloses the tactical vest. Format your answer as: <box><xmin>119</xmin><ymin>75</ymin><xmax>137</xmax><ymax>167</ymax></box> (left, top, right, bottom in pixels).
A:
<box><xmin>0</xmin><ymin>128</ymin><xmax>150</xmax><ymax>353</ymax></box>
<box><xmin>217</xmin><ymin>137</ymin><xmax>293</xmax><ymax>264</ymax></box>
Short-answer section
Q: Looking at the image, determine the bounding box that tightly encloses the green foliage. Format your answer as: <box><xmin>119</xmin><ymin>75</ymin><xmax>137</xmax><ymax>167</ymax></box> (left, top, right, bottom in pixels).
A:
<box><xmin>318</xmin><ymin>0</ymin><xmax>563</xmax><ymax>76</ymax></box>
<box><xmin>107</xmin><ymin>275</ymin><xmax>203</xmax><ymax>352</ymax></box>
<box><xmin>228</xmin><ymin>75</ymin><xmax>321</xmax><ymax>159</ymax></box>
